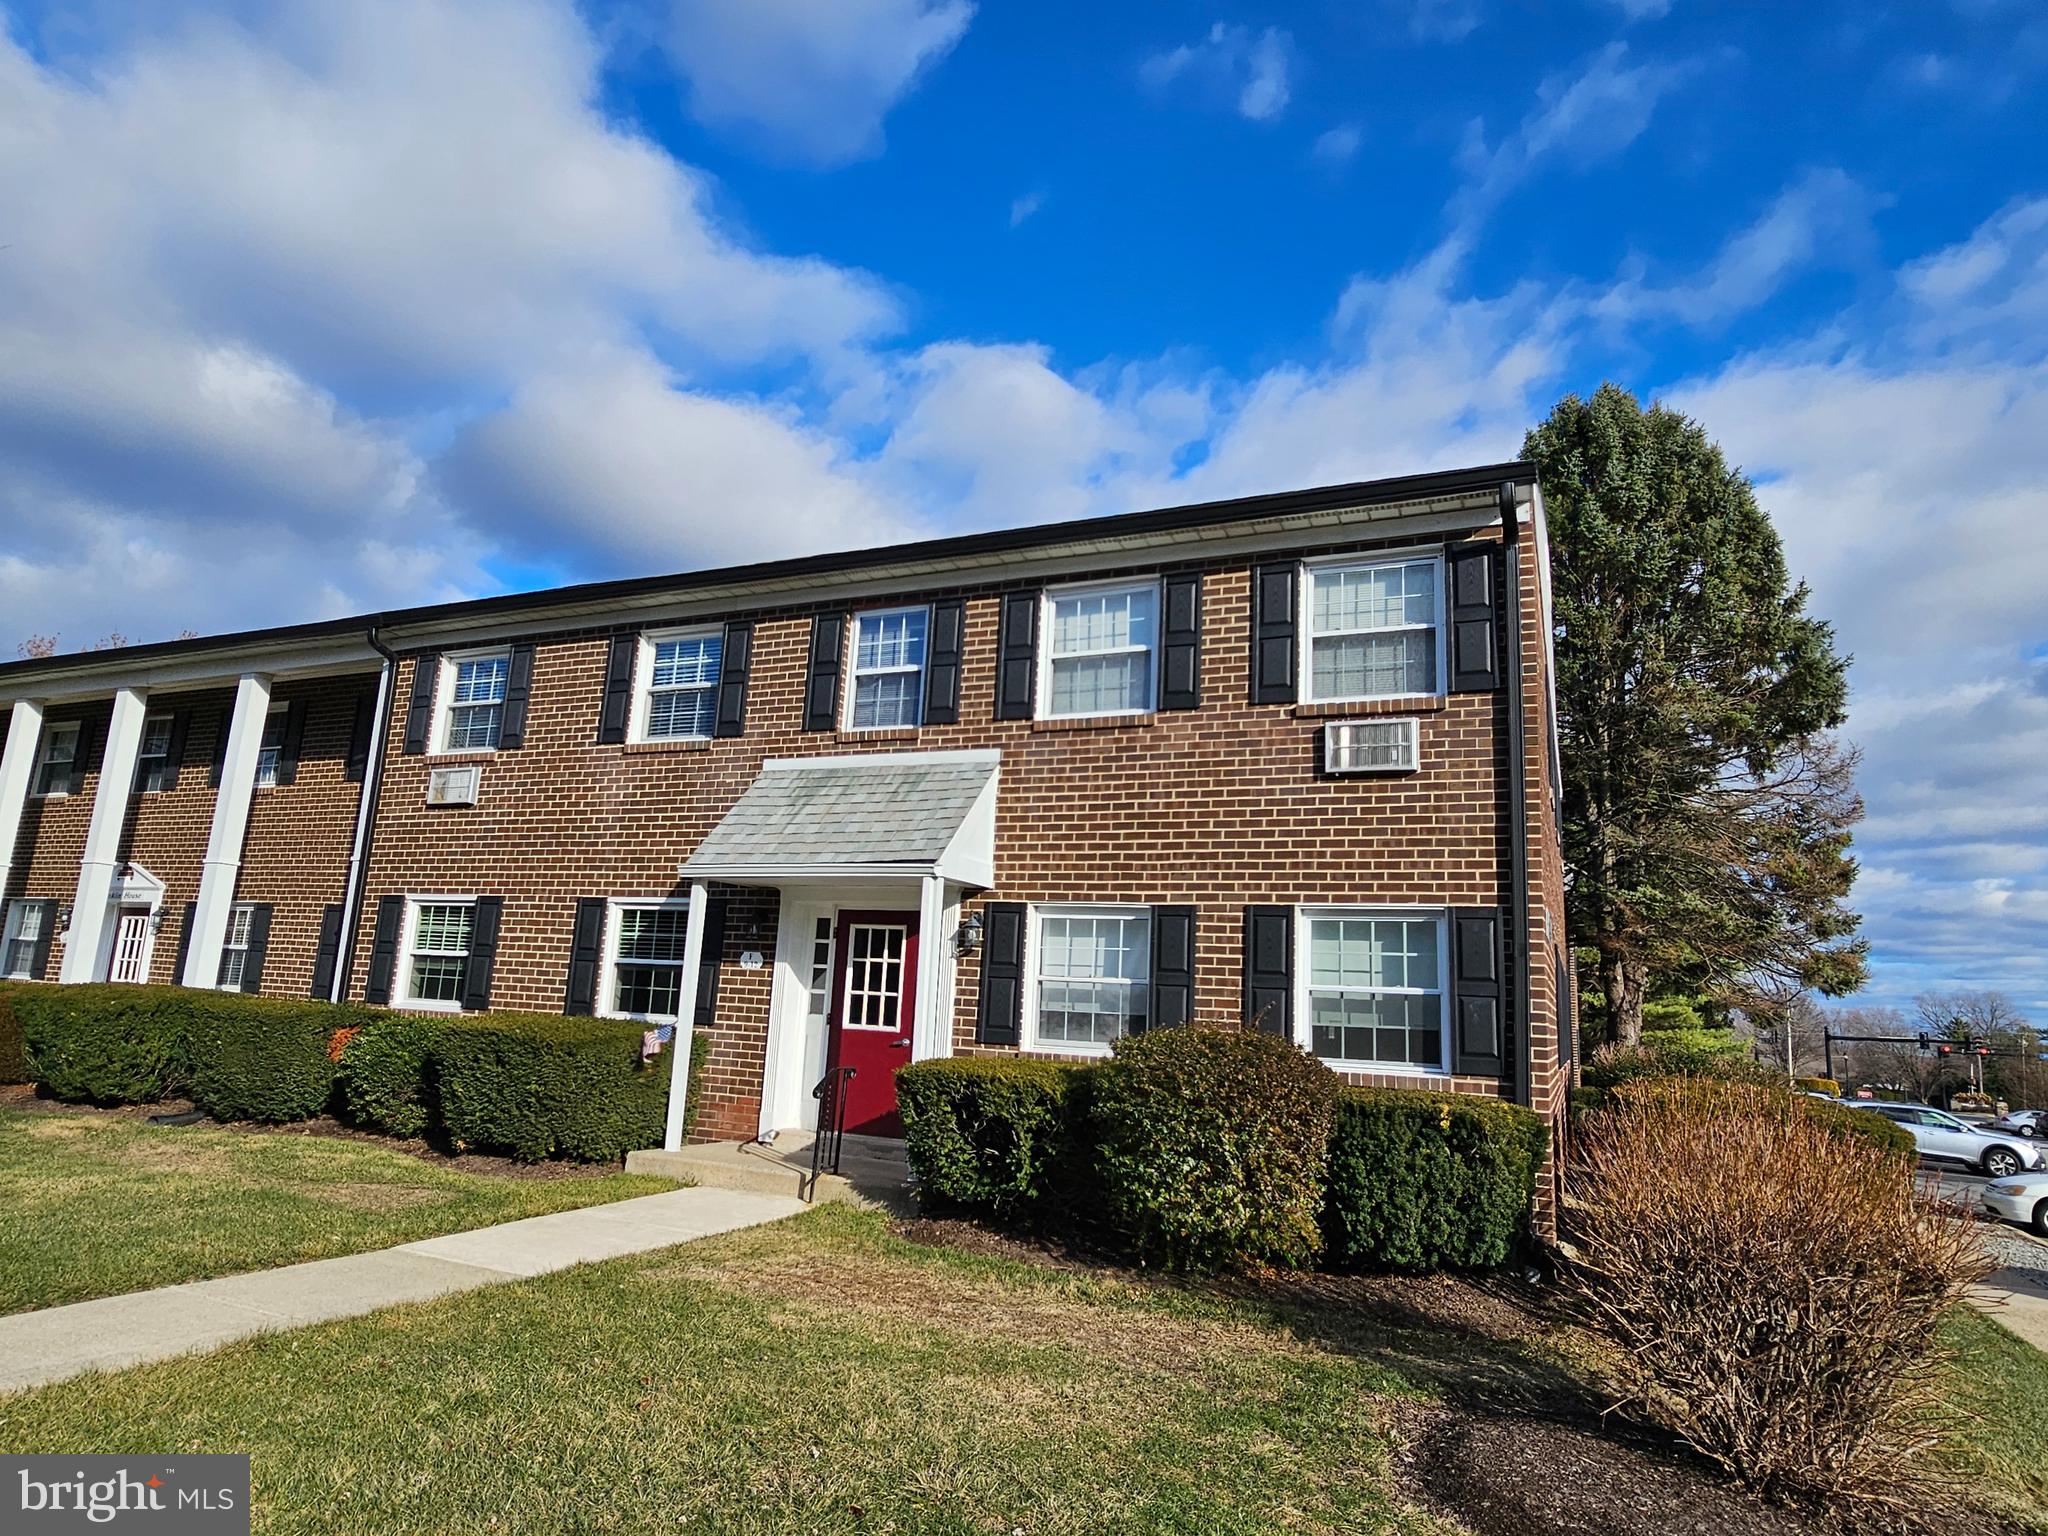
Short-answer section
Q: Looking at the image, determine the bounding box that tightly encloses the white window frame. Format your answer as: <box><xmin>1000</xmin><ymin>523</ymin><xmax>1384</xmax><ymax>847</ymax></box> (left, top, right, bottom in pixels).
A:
<box><xmin>630</xmin><ymin>627</ymin><xmax>723</xmax><ymax>745</ymax></box>
<box><xmin>1294</xmin><ymin>906</ymin><xmax>1451</xmax><ymax>1076</ymax></box>
<box><xmin>253</xmin><ymin>702</ymin><xmax>289</xmax><ymax>789</ymax></box>
<box><xmin>135</xmin><ymin>713</ymin><xmax>175</xmax><ymax>794</ymax></box>
<box><xmin>31</xmin><ymin>721</ymin><xmax>80</xmax><ymax>798</ymax></box>
<box><xmin>432</xmin><ymin>647</ymin><xmax>512</xmax><ymax>756</ymax></box>
<box><xmin>598</xmin><ymin>896</ymin><xmax>696</xmax><ymax>1023</ymax></box>
<box><xmin>1036</xmin><ymin>577</ymin><xmax>1163</xmax><ymax>721</ymax></box>
<box><xmin>1021</xmin><ymin>903</ymin><xmax>1153</xmax><ymax>1059</ymax></box>
<box><xmin>397</xmin><ymin>895</ymin><xmax>478</xmax><ymax>1013</ymax></box>
<box><xmin>2</xmin><ymin>900</ymin><xmax>45</xmax><ymax>980</ymax></box>
<box><xmin>217</xmin><ymin>903</ymin><xmax>257</xmax><ymax>992</ymax></box>
<box><xmin>1299</xmin><ymin>551</ymin><xmax>1447</xmax><ymax>705</ymax></box>
<box><xmin>842</xmin><ymin>604</ymin><xmax>931</xmax><ymax>732</ymax></box>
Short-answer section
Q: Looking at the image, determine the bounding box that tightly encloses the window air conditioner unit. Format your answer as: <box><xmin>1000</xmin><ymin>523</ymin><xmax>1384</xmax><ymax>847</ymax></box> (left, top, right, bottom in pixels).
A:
<box><xmin>425</xmin><ymin>764</ymin><xmax>481</xmax><ymax>806</ymax></box>
<box><xmin>1324</xmin><ymin>718</ymin><xmax>1419</xmax><ymax>775</ymax></box>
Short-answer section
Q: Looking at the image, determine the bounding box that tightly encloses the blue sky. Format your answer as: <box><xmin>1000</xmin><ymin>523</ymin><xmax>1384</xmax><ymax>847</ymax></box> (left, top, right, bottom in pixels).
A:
<box><xmin>1</xmin><ymin>0</ymin><xmax>2044</xmax><ymax>1017</ymax></box>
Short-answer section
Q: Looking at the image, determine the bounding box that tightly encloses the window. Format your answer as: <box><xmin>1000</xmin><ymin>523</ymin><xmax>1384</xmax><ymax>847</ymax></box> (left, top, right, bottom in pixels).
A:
<box><xmin>847</xmin><ymin>607</ymin><xmax>928</xmax><ymax>730</ymax></box>
<box><xmin>635</xmin><ymin>630</ymin><xmax>721</xmax><ymax>743</ymax></box>
<box><xmin>254</xmin><ymin>705</ymin><xmax>288</xmax><ymax>788</ymax></box>
<box><xmin>1301</xmin><ymin>911</ymin><xmax>1447</xmax><ymax>1071</ymax></box>
<box><xmin>1304</xmin><ymin>556</ymin><xmax>1442</xmax><ymax>702</ymax></box>
<box><xmin>1029</xmin><ymin>907</ymin><xmax>1150</xmax><ymax>1053</ymax></box>
<box><xmin>604</xmin><ymin>902</ymin><xmax>691</xmax><ymax>1020</ymax></box>
<box><xmin>1323</xmin><ymin>718</ymin><xmax>1419</xmax><ymax>774</ymax></box>
<box><xmin>2</xmin><ymin>902</ymin><xmax>43</xmax><ymax>979</ymax></box>
<box><xmin>217</xmin><ymin>904</ymin><xmax>256</xmax><ymax>991</ymax></box>
<box><xmin>1041</xmin><ymin>582</ymin><xmax>1158</xmax><ymax>718</ymax></box>
<box><xmin>438</xmin><ymin>651</ymin><xmax>509</xmax><ymax>752</ymax></box>
<box><xmin>135</xmin><ymin>714</ymin><xmax>175</xmax><ymax>793</ymax></box>
<box><xmin>402</xmin><ymin>900</ymin><xmax>475</xmax><ymax>1008</ymax></box>
<box><xmin>31</xmin><ymin>722</ymin><xmax>79</xmax><ymax>797</ymax></box>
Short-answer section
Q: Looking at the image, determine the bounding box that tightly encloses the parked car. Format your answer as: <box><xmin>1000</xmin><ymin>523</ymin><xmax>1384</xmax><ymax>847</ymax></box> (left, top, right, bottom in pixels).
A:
<box><xmin>1850</xmin><ymin>1103</ymin><xmax>2048</xmax><ymax>1178</ymax></box>
<box><xmin>1980</xmin><ymin>1171</ymin><xmax>2048</xmax><ymax>1236</ymax></box>
<box><xmin>1988</xmin><ymin>1109</ymin><xmax>2047</xmax><ymax>1139</ymax></box>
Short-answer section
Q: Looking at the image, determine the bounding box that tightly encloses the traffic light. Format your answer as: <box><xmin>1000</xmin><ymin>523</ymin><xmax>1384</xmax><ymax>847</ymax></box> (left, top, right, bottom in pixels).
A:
<box><xmin>1937</xmin><ymin>1043</ymin><xmax>1952</xmax><ymax>1056</ymax></box>
<box><xmin>1917</xmin><ymin>1033</ymin><xmax>1930</xmax><ymax>1054</ymax></box>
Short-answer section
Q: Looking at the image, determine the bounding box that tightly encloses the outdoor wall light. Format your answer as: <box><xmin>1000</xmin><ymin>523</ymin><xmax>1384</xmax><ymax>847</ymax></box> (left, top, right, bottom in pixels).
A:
<box><xmin>954</xmin><ymin>913</ymin><xmax>983</xmax><ymax>957</ymax></box>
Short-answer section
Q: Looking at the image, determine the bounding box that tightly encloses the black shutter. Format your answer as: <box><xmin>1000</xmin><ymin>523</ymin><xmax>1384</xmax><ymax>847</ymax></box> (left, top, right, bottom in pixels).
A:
<box><xmin>1160</xmin><ymin>573</ymin><xmax>1202</xmax><ymax>711</ymax></box>
<box><xmin>344</xmin><ymin>688</ymin><xmax>376</xmax><ymax>783</ymax></box>
<box><xmin>273</xmin><ymin>699</ymin><xmax>309</xmax><ymax>785</ymax></box>
<box><xmin>310</xmin><ymin>904</ymin><xmax>345</xmax><ymax>1000</ymax></box>
<box><xmin>1242</xmin><ymin>905</ymin><xmax>1292</xmax><ymax>1036</ymax></box>
<box><xmin>461</xmin><ymin>897</ymin><xmax>503</xmax><ymax>1012</ymax></box>
<box><xmin>1451</xmin><ymin>908</ymin><xmax>1505</xmax><ymax>1078</ymax></box>
<box><xmin>363</xmin><ymin>896</ymin><xmax>404</xmax><ymax>1006</ymax></box>
<box><xmin>81</xmin><ymin>709</ymin><xmax>107</xmax><ymax>773</ymax></box>
<box><xmin>1556</xmin><ymin>945</ymin><xmax>1573</xmax><ymax>1068</ymax></box>
<box><xmin>975</xmin><ymin>901</ymin><xmax>1026</xmax><ymax>1046</ymax></box>
<box><xmin>498</xmin><ymin>642</ymin><xmax>537</xmax><ymax>749</ymax></box>
<box><xmin>172</xmin><ymin>901</ymin><xmax>197</xmax><ymax>986</ymax></box>
<box><xmin>1250</xmin><ymin>563</ymin><xmax>1298</xmax><ymax>705</ymax></box>
<box><xmin>31</xmin><ymin>899</ymin><xmax>61</xmax><ymax>982</ymax></box>
<box><xmin>1148</xmin><ymin>906</ymin><xmax>1196</xmax><ymax>1030</ymax></box>
<box><xmin>208</xmin><ymin>708</ymin><xmax>231</xmax><ymax>788</ymax></box>
<box><xmin>1446</xmin><ymin>542</ymin><xmax>1500</xmax><ymax>693</ymax></box>
<box><xmin>993</xmin><ymin>592</ymin><xmax>1038</xmax><ymax>721</ymax></box>
<box><xmin>923</xmin><ymin>599</ymin><xmax>965</xmax><ymax>726</ymax></box>
<box><xmin>164</xmin><ymin>709</ymin><xmax>191</xmax><ymax>776</ymax></box>
<box><xmin>401</xmin><ymin>654</ymin><xmax>439</xmax><ymax>756</ymax></box>
<box><xmin>597</xmin><ymin>635</ymin><xmax>637</xmax><ymax>745</ymax></box>
<box><xmin>693</xmin><ymin>897</ymin><xmax>729</xmax><ymax>1027</ymax></box>
<box><xmin>714</xmin><ymin>622</ymin><xmax>752</xmax><ymax>738</ymax></box>
<box><xmin>563</xmin><ymin>897</ymin><xmax>607</xmax><ymax>1016</ymax></box>
<box><xmin>804</xmin><ymin>613</ymin><xmax>846</xmax><ymax>732</ymax></box>
<box><xmin>237</xmin><ymin>904</ymin><xmax>273</xmax><ymax>994</ymax></box>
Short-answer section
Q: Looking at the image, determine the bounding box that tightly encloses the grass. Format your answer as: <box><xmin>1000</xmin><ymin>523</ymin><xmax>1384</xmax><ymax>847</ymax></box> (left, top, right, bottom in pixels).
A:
<box><xmin>0</xmin><ymin>1107</ymin><xmax>670</xmax><ymax>1313</ymax></box>
<box><xmin>1936</xmin><ymin>1304</ymin><xmax>2048</xmax><ymax>1532</ymax></box>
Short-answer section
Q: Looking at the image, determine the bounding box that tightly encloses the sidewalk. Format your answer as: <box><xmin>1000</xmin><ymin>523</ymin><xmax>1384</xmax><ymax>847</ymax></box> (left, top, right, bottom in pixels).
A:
<box><xmin>1973</xmin><ymin>1266</ymin><xmax>2048</xmax><ymax>1353</ymax></box>
<box><xmin>0</xmin><ymin>1186</ymin><xmax>804</xmax><ymax>1394</ymax></box>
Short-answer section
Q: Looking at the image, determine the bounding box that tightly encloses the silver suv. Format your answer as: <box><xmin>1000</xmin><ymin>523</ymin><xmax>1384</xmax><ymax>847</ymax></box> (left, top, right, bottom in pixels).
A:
<box><xmin>1854</xmin><ymin>1103</ymin><xmax>2047</xmax><ymax>1179</ymax></box>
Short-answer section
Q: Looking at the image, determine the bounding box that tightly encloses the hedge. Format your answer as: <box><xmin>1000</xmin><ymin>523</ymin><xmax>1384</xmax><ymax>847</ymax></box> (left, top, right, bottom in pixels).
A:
<box><xmin>435</xmin><ymin>1012</ymin><xmax>688</xmax><ymax>1162</ymax></box>
<box><xmin>187</xmin><ymin>994</ymin><xmax>361</xmax><ymax>1122</ymax></box>
<box><xmin>1322</xmin><ymin>1088</ymin><xmax>1548</xmax><ymax>1272</ymax></box>
<box><xmin>16</xmin><ymin>984</ymin><xmax>195</xmax><ymax>1105</ymax></box>
<box><xmin>899</xmin><ymin>1056</ymin><xmax>1085</xmax><ymax>1219</ymax></box>
<box><xmin>0</xmin><ymin>984</ymin><xmax>27</xmax><ymax>1085</ymax></box>
<box><xmin>337</xmin><ymin>1013</ymin><xmax>443</xmax><ymax>1138</ymax></box>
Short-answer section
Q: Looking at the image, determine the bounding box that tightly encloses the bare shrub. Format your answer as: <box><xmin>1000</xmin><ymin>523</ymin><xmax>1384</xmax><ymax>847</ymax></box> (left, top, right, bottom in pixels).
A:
<box><xmin>1561</xmin><ymin>1077</ymin><xmax>1991</xmax><ymax>1527</ymax></box>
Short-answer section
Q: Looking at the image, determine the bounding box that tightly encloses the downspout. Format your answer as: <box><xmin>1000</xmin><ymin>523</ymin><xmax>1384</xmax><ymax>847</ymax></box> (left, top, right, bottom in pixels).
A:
<box><xmin>331</xmin><ymin>626</ymin><xmax>396</xmax><ymax>1004</ymax></box>
<box><xmin>1500</xmin><ymin>481</ymin><xmax>1534</xmax><ymax>1109</ymax></box>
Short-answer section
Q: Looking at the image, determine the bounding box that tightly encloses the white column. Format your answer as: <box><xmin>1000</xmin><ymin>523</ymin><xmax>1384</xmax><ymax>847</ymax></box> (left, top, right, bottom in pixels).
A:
<box><xmin>912</xmin><ymin>873</ymin><xmax>947</xmax><ymax>1061</ymax></box>
<box><xmin>663</xmin><ymin>880</ymin><xmax>711</xmax><ymax>1151</ymax></box>
<box><xmin>0</xmin><ymin>698</ymin><xmax>45</xmax><ymax>903</ymax></box>
<box><xmin>183</xmin><ymin>673</ymin><xmax>271</xmax><ymax>989</ymax></box>
<box><xmin>60</xmin><ymin>687</ymin><xmax>151</xmax><ymax>983</ymax></box>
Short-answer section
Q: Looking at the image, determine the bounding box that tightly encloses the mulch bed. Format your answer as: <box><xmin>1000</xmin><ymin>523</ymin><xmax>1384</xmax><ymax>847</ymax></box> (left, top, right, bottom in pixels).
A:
<box><xmin>0</xmin><ymin>1082</ymin><xmax>621</xmax><ymax>1181</ymax></box>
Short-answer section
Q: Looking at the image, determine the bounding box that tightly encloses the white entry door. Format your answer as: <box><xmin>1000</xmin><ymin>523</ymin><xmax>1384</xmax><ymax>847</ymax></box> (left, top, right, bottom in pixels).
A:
<box><xmin>110</xmin><ymin>908</ymin><xmax>151</xmax><ymax>984</ymax></box>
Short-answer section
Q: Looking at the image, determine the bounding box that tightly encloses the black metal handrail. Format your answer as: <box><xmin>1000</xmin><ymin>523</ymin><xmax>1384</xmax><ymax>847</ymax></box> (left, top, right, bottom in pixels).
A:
<box><xmin>807</xmin><ymin>1065</ymin><xmax>857</xmax><ymax>1201</ymax></box>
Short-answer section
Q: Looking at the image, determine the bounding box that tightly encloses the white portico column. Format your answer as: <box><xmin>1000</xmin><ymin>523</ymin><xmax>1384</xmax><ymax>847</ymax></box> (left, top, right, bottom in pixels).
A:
<box><xmin>183</xmin><ymin>673</ymin><xmax>272</xmax><ymax>989</ymax></box>
<box><xmin>662</xmin><ymin>880</ymin><xmax>711</xmax><ymax>1151</ymax></box>
<box><xmin>0</xmin><ymin>698</ymin><xmax>45</xmax><ymax>904</ymax></box>
<box><xmin>913</xmin><ymin>873</ymin><xmax>948</xmax><ymax>1060</ymax></box>
<box><xmin>60</xmin><ymin>687</ymin><xmax>151</xmax><ymax>982</ymax></box>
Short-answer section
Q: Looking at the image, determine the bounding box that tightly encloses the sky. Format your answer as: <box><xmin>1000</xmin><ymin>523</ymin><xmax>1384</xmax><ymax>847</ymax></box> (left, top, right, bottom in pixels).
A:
<box><xmin>1</xmin><ymin>0</ymin><xmax>2044</xmax><ymax>1018</ymax></box>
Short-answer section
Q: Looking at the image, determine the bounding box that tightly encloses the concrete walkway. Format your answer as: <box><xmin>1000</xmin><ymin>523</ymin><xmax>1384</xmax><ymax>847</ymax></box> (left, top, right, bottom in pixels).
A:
<box><xmin>1974</xmin><ymin>1267</ymin><xmax>2048</xmax><ymax>1353</ymax></box>
<box><xmin>0</xmin><ymin>1187</ymin><xmax>804</xmax><ymax>1394</ymax></box>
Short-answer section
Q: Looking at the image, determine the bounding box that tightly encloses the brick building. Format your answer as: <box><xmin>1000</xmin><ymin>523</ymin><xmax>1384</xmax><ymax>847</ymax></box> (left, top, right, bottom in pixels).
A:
<box><xmin>0</xmin><ymin>462</ymin><xmax>1574</xmax><ymax>1171</ymax></box>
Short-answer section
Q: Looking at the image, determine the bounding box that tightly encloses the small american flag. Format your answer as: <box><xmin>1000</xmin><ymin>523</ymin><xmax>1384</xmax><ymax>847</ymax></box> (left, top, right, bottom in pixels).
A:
<box><xmin>641</xmin><ymin>1024</ymin><xmax>676</xmax><ymax>1060</ymax></box>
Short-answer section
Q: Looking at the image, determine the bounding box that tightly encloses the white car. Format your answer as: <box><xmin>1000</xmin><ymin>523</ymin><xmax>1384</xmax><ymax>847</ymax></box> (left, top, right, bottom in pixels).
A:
<box><xmin>1981</xmin><ymin>1172</ymin><xmax>2048</xmax><ymax>1236</ymax></box>
<box><xmin>1853</xmin><ymin>1103</ymin><xmax>2048</xmax><ymax>1179</ymax></box>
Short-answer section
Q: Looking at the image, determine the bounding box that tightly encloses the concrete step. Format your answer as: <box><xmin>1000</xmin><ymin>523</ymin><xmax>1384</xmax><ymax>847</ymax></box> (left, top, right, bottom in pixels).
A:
<box><xmin>627</xmin><ymin>1132</ymin><xmax>914</xmax><ymax>1210</ymax></box>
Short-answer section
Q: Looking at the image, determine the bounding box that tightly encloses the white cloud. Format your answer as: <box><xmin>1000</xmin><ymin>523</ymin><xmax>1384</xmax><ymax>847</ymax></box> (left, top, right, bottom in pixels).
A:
<box><xmin>1009</xmin><ymin>190</ymin><xmax>1046</xmax><ymax>227</ymax></box>
<box><xmin>1312</xmin><ymin>124</ymin><xmax>1363</xmax><ymax>168</ymax></box>
<box><xmin>659</xmin><ymin>0</ymin><xmax>973</xmax><ymax>166</ymax></box>
<box><xmin>1599</xmin><ymin>0</ymin><xmax>1673</xmax><ymax>20</ymax></box>
<box><xmin>1402</xmin><ymin>0</ymin><xmax>1483</xmax><ymax>43</ymax></box>
<box><xmin>1140</xmin><ymin>24</ymin><xmax>1293</xmax><ymax>122</ymax></box>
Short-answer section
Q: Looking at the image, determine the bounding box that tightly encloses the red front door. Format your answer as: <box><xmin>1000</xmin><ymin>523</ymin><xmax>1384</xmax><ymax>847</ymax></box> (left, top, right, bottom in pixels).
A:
<box><xmin>827</xmin><ymin>910</ymin><xmax>918</xmax><ymax>1138</ymax></box>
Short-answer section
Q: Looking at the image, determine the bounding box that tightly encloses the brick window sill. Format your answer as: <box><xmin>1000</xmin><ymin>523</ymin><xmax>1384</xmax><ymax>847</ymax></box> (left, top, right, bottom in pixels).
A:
<box><xmin>1029</xmin><ymin>714</ymin><xmax>1157</xmax><ymax>734</ymax></box>
<box><xmin>622</xmin><ymin>739</ymin><xmax>715</xmax><ymax>755</ymax></box>
<box><xmin>1291</xmin><ymin>696</ymin><xmax>1446</xmax><ymax>719</ymax></box>
<box><xmin>835</xmin><ymin>728</ymin><xmax>922</xmax><ymax>746</ymax></box>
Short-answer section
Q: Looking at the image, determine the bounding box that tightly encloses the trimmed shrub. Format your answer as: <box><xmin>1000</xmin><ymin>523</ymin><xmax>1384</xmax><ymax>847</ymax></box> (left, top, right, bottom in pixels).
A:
<box><xmin>16</xmin><ymin>984</ymin><xmax>193</xmax><ymax>1104</ymax></box>
<box><xmin>898</xmin><ymin>1056</ymin><xmax>1086</xmax><ymax>1218</ymax></box>
<box><xmin>1583</xmin><ymin>1033</ymin><xmax>1761</xmax><ymax>1092</ymax></box>
<box><xmin>1564</xmin><ymin>1077</ymin><xmax>1990</xmax><ymax>1517</ymax></box>
<box><xmin>1090</xmin><ymin>1026</ymin><xmax>1338</xmax><ymax>1271</ymax></box>
<box><xmin>0</xmin><ymin>984</ymin><xmax>27</xmax><ymax>1084</ymax></box>
<box><xmin>186</xmin><ymin>993</ymin><xmax>354</xmax><ymax>1122</ymax></box>
<box><xmin>1322</xmin><ymin>1088</ymin><xmax>1547</xmax><ymax>1272</ymax></box>
<box><xmin>1795</xmin><ymin>1075</ymin><xmax>1840</xmax><ymax>1096</ymax></box>
<box><xmin>337</xmin><ymin>1013</ymin><xmax>444</xmax><ymax>1139</ymax></box>
<box><xmin>435</xmin><ymin>1012</ymin><xmax>681</xmax><ymax>1161</ymax></box>
<box><xmin>1811</xmin><ymin>1098</ymin><xmax>1917</xmax><ymax>1159</ymax></box>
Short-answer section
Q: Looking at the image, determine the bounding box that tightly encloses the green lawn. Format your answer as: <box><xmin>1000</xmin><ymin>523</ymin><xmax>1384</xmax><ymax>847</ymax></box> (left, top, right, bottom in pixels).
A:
<box><xmin>1938</xmin><ymin>1304</ymin><xmax>2048</xmax><ymax>1529</ymax></box>
<box><xmin>0</xmin><ymin>1107</ymin><xmax>670</xmax><ymax>1313</ymax></box>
